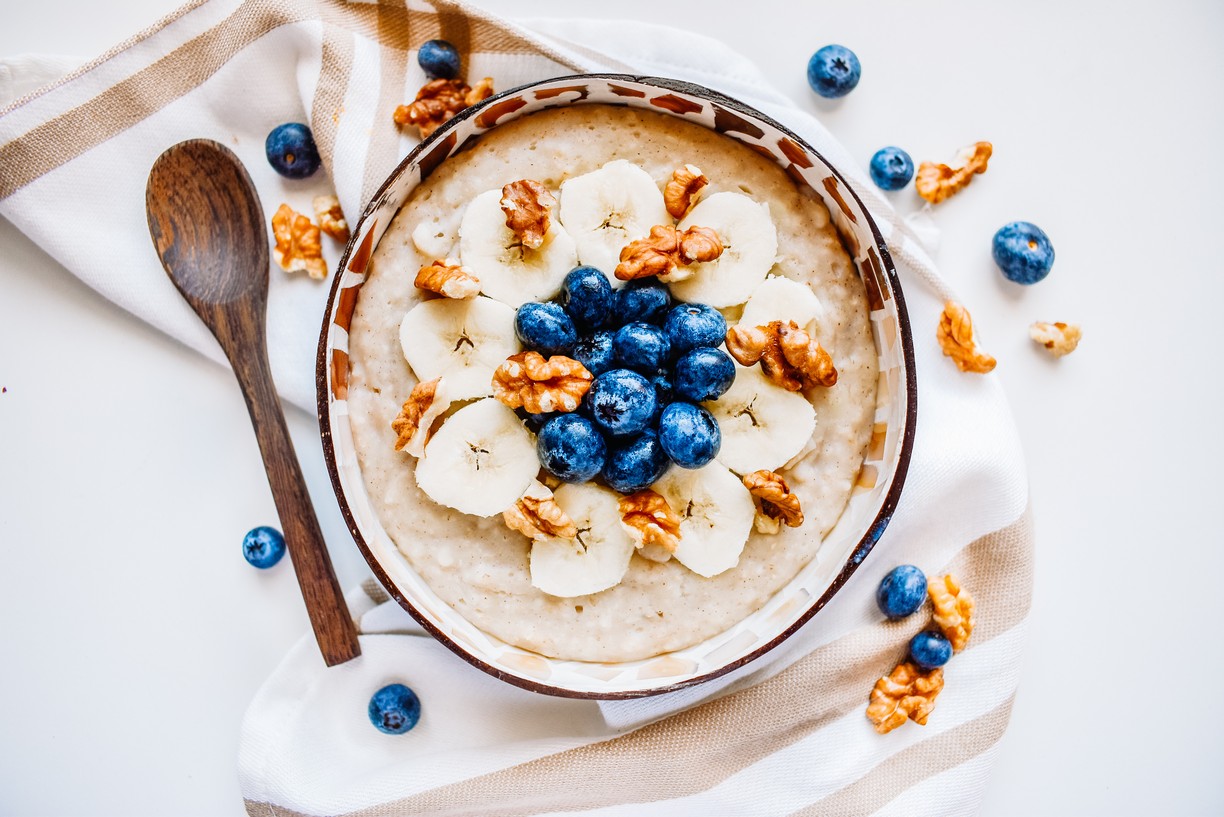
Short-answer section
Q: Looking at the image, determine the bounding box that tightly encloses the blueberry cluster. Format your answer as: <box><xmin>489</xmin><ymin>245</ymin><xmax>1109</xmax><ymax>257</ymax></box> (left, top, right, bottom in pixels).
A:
<box><xmin>515</xmin><ymin>267</ymin><xmax>736</xmax><ymax>493</ymax></box>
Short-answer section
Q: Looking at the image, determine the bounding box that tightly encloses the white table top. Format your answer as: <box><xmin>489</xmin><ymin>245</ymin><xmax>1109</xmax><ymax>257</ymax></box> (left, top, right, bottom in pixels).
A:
<box><xmin>2</xmin><ymin>1</ymin><xmax>1222</xmax><ymax>814</ymax></box>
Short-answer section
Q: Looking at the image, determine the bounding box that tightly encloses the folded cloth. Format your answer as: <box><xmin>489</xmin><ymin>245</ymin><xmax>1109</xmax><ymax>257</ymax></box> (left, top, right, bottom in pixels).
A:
<box><xmin>0</xmin><ymin>2</ymin><xmax>1032</xmax><ymax>814</ymax></box>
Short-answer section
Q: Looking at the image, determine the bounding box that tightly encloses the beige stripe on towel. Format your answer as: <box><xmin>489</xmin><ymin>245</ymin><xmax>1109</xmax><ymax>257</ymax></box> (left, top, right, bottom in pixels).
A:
<box><xmin>324</xmin><ymin>511</ymin><xmax>1034</xmax><ymax>817</ymax></box>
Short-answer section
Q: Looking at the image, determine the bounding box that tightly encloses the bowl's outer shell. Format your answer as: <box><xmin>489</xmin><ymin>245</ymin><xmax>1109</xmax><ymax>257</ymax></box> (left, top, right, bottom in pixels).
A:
<box><xmin>317</xmin><ymin>75</ymin><xmax>917</xmax><ymax>698</ymax></box>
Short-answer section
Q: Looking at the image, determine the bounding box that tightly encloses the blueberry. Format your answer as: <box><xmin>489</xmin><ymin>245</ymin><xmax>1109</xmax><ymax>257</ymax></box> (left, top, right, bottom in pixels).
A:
<box><xmin>876</xmin><ymin>565</ymin><xmax>928</xmax><ymax>619</ymax></box>
<box><xmin>537</xmin><ymin>414</ymin><xmax>606</xmax><ymax>482</ymax></box>
<box><xmin>613</xmin><ymin>279</ymin><xmax>671</xmax><ymax>326</ymax></box>
<box><xmin>657</xmin><ymin>402</ymin><xmax>721</xmax><ymax>469</ymax></box>
<box><xmin>909</xmin><ymin>631</ymin><xmax>953</xmax><ymax>670</ymax></box>
<box><xmin>242</xmin><ymin>525</ymin><xmax>285</xmax><ymax>569</ymax></box>
<box><xmin>674</xmin><ymin>348</ymin><xmax>736</xmax><ymax>402</ymax></box>
<box><xmin>992</xmin><ymin>221</ymin><xmax>1055</xmax><ymax>285</ymax></box>
<box><xmin>602</xmin><ymin>429</ymin><xmax>671</xmax><ymax>493</ymax></box>
<box><xmin>648</xmin><ymin>371</ymin><xmax>675</xmax><ymax>425</ymax></box>
<box><xmin>514</xmin><ymin>302</ymin><xmax>577</xmax><ymax>356</ymax></box>
<box><xmin>807</xmin><ymin>44</ymin><xmax>861</xmax><ymax>99</ymax></box>
<box><xmin>869</xmin><ymin>147</ymin><xmax>914</xmax><ymax>191</ymax></box>
<box><xmin>417</xmin><ymin>39</ymin><xmax>461</xmax><ymax>80</ymax></box>
<box><xmin>265</xmin><ymin>123</ymin><xmax>320</xmax><ymax>179</ymax></box>
<box><xmin>560</xmin><ymin>266</ymin><xmax>613</xmax><ymax>330</ymax></box>
<box><xmin>664</xmin><ymin>304</ymin><xmax>727</xmax><ymax>357</ymax></box>
<box><xmin>571</xmin><ymin>330</ymin><xmax>615</xmax><ymax>377</ymax></box>
<box><xmin>613</xmin><ymin>322</ymin><xmax>671</xmax><ymax>373</ymax></box>
<box><xmin>587</xmin><ymin>369</ymin><xmax>657</xmax><ymax>437</ymax></box>
<box><xmin>368</xmin><ymin>683</ymin><xmax>421</xmax><ymax>734</ymax></box>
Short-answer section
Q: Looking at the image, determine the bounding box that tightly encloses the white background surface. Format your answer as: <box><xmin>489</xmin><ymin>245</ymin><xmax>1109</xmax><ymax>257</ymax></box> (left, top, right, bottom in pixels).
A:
<box><xmin>1</xmin><ymin>1</ymin><xmax>1222</xmax><ymax>814</ymax></box>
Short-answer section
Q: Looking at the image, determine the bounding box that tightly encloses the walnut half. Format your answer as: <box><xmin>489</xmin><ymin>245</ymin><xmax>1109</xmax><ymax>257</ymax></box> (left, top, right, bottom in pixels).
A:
<box><xmin>742</xmin><ymin>470</ymin><xmax>804</xmax><ymax>528</ymax></box>
<box><xmin>503</xmin><ymin>481</ymin><xmax>577</xmax><ymax>541</ymax></box>
<box><xmin>312</xmin><ymin>195</ymin><xmax>350</xmax><ymax>243</ymax></box>
<box><xmin>614</xmin><ymin>224</ymin><xmax>723</xmax><ymax>282</ymax></box>
<box><xmin>271</xmin><ymin>203</ymin><xmax>327</xmax><ymax>280</ymax></box>
<box><xmin>501</xmin><ymin>179</ymin><xmax>557</xmax><ymax>250</ymax></box>
<box><xmin>866</xmin><ymin>661</ymin><xmax>945</xmax><ymax>734</ymax></box>
<box><xmin>415</xmin><ymin>258</ymin><xmax>480</xmax><ymax>299</ymax></box>
<box><xmin>915</xmin><ymin>141</ymin><xmax>992</xmax><ymax>204</ymax></box>
<box><xmin>391</xmin><ymin>377</ymin><xmax>449</xmax><ymax>458</ymax></box>
<box><xmin>663</xmin><ymin>164</ymin><xmax>708</xmax><ymax>219</ymax></box>
<box><xmin>929</xmin><ymin>573</ymin><xmax>974</xmax><ymax>652</ymax></box>
<box><xmin>619</xmin><ymin>489</ymin><xmax>682</xmax><ymax>558</ymax></box>
<box><xmin>937</xmin><ymin>301</ymin><xmax>996</xmax><ymax>374</ymax></box>
<box><xmin>492</xmin><ymin>352</ymin><xmax>592</xmax><ymax>414</ymax></box>
<box><xmin>393</xmin><ymin>77</ymin><xmax>494</xmax><ymax>139</ymax></box>
<box><xmin>726</xmin><ymin>320</ymin><xmax>837</xmax><ymax>391</ymax></box>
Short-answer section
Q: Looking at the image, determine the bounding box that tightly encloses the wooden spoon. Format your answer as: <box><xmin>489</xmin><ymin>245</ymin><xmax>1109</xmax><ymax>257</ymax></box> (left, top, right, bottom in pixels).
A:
<box><xmin>146</xmin><ymin>139</ymin><xmax>360</xmax><ymax>666</ymax></box>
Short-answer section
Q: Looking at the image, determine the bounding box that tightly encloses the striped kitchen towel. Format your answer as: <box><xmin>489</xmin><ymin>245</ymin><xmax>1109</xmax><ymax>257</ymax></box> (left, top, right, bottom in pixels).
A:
<box><xmin>0</xmin><ymin>1</ymin><xmax>1031</xmax><ymax>814</ymax></box>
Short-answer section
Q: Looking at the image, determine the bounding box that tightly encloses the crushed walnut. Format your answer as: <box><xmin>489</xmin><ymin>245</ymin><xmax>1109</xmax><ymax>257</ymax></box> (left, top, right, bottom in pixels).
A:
<box><xmin>929</xmin><ymin>573</ymin><xmax>975</xmax><ymax>652</ymax></box>
<box><xmin>271</xmin><ymin>203</ymin><xmax>327</xmax><ymax>280</ymax></box>
<box><xmin>393</xmin><ymin>77</ymin><xmax>495</xmax><ymax>139</ymax></box>
<box><xmin>915</xmin><ymin>141</ymin><xmax>992</xmax><ymax>204</ymax></box>
<box><xmin>414</xmin><ymin>258</ymin><xmax>480</xmax><ymax>299</ymax></box>
<box><xmin>742</xmin><ymin>470</ymin><xmax>804</xmax><ymax>528</ymax></box>
<box><xmin>312</xmin><ymin>195</ymin><xmax>350</xmax><ymax>243</ymax></box>
<box><xmin>726</xmin><ymin>320</ymin><xmax>838</xmax><ymax>391</ymax></box>
<box><xmin>663</xmin><ymin>164</ymin><xmax>708</xmax><ymax>219</ymax></box>
<box><xmin>391</xmin><ymin>377</ymin><xmax>446</xmax><ymax>458</ymax></box>
<box><xmin>937</xmin><ymin>301</ymin><xmax>996</xmax><ymax>374</ymax></box>
<box><xmin>1030</xmin><ymin>321</ymin><xmax>1082</xmax><ymax>358</ymax></box>
<box><xmin>492</xmin><ymin>352</ymin><xmax>593</xmax><ymax>414</ymax></box>
<box><xmin>500</xmin><ymin>179</ymin><xmax>557</xmax><ymax>250</ymax></box>
<box><xmin>614</xmin><ymin>224</ymin><xmax>723</xmax><ymax>282</ymax></box>
<box><xmin>619</xmin><ymin>489</ymin><xmax>682</xmax><ymax>557</ymax></box>
<box><xmin>866</xmin><ymin>661</ymin><xmax>945</xmax><ymax>734</ymax></box>
<box><xmin>503</xmin><ymin>481</ymin><xmax>577</xmax><ymax>541</ymax></box>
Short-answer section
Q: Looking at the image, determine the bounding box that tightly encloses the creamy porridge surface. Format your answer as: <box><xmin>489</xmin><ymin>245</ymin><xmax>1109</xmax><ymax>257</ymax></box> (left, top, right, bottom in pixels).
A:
<box><xmin>346</xmin><ymin>105</ymin><xmax>877</xmax><ymax>662</ymax></box>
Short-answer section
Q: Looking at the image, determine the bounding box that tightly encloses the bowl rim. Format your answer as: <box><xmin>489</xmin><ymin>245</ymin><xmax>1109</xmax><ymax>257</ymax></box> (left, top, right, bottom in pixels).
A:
<box><xmin>316</xmin><ymin>73</ymin><xmax>918</xmax><ymax>699</ymax></box>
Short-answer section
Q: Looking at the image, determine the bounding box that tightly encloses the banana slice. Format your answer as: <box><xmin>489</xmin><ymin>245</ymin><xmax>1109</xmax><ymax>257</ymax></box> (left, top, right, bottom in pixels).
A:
<box><xmin>399</xmin><ymin>296</ymin><xmax>520</xmax><ymax>400</ymax></box>
<box><xmin>738</xmin><ymin>275</ymin><xmax>827</xmax><ymax>336</ymax></box>
<box><xmin>414</xmin><ymin>398</ymin><xmax>539</xmax><ymax>517</ymax></box>
<box><xmin>530</xmin><ymin>483</ymin><xmax>637</xmax><ymax>598</ymax></box>
<box><xmin>653</xmin><ymin>463</ymin><xmax>756</xmax><ymax>578</ymax></box>
<box><xmin>458</xmin><ymin>188</ymin><xmax>578</xmax><ymax>307</ymax></box>
<box><xmin>558</xmin><ymin>160</ymin><xmax>671</xmax><ymax>283</ymax></box>
<box><xmin>704</xmin><ymin>365</ymin><xmax>816</xmax><ymax>474</ymax></box>
<box><xmin>669</xmin><ymin>192</ymin><xmax>778</xmax><ymax>307</ymax></box>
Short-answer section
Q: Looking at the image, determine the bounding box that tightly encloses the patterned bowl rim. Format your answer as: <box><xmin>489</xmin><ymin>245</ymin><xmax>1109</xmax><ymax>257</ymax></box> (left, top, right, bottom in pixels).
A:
<box><xmin>316</xmin><ymin>73</ymin><xmax>918</xmax><ymax>699</ymax></box>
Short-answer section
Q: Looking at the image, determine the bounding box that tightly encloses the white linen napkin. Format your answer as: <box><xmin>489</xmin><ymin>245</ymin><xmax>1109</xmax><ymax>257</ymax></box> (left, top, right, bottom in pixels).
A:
<box><xmin>0</xmin><ymin>2</ymin><xmax>1031</xmax><ymax>814</ymax></box>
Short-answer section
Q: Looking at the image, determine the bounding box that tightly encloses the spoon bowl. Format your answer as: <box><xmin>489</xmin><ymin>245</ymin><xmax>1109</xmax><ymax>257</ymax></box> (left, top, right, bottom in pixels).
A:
<box><xmin>147</xmin><ymin>139</ymin><xmax>360</xmax><ymax>667</ymax></box>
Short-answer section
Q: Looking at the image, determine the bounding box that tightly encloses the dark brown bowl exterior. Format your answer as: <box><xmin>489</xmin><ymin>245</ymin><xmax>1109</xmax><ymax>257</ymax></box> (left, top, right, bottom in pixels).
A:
<box><xmin>317</xmin><ymin>75</ymin><xmax>917</xmax><ymax>698</ymax></box>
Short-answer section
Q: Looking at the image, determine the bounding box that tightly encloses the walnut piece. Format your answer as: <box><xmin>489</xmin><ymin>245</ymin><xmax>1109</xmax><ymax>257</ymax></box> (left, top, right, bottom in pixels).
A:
<box><xmin>391</xmin><ymin>377</ymin><xmax>443</xmax><ymax>457</ymax></box>
<box><xmin>663</xmin><ymin>164</ymin><xmax>708</xmax><ymax>219</ymax></box>
<box><xmin>500</xmin><ymin>179</ymin><xmax>557</xmax><ymax>250</ymax></box>
<box><xmin>619</xmin><ymin>490</ymin><xmax>682</xmax><ymax>555</ymax></box>
<box><xmin>414</xmin><ymin>258</ymin><xmax>480</xmax><ymax>299</ymax></box>
<box><xmin>915</xmin><ymin>141</ymin><xmax>992</xmax><ymax>204</ymax></box>
<box><xmin>1030</xmin><ymin>321</ymin><xmax>1082</xmax><ymax>358</ymax></box>
<box><xmin>614</xmin><ymin>224</ymin><xmax>724</xmax><ymax>281</ymax></box>
<box><xmin>312</xmin><ymin>195</ymin><xmax>350</xmax><ymax>243</ymax></box>
<box><xmin>271</xmin><ymin>203</ymin><xmax>327</xmax><ymax>280</ymax></box>
<box><xmin>866</xmin><ymin>661</ymin><xmax>945</xmax><ymax>734</ymax></box>
<box><xmin>492</xmin><ymin>352</ymin><xmax>593</xmax><ymax>414</ymax></box>
<box><xmin>504</xmin><ymin>481</ymin><xmax>578</xmax><ymax>541</ymax></box>
<box><xmin>937</xmin><ymin>301</ymin><xmax>997</xmax><ymax>374</ymax></box>
<box><xmin>742</xmin><ymin>470</ymin><xmax>804</xmax><ymax>528</ymax></box>
<box><xmin>929</xmin><ymin>573</ymin><xmax>975</xmax><ymax>652</ymax></box>
<box><xmin>393</xmin><ymin>77</ymin><xmax>495</xmax><ymax>139</ymax></box>
<box><xmin>726</xmin><ymin>320</ymin><xmax>838</xmax><ymax>391</ymax></box>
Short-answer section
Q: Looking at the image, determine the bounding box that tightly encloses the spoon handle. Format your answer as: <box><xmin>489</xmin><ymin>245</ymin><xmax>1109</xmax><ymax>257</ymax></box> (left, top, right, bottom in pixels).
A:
<box><xmin>229</xmin><ymin>330</ymin><xmax>361</xmax><ymax>666</ymax></box>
